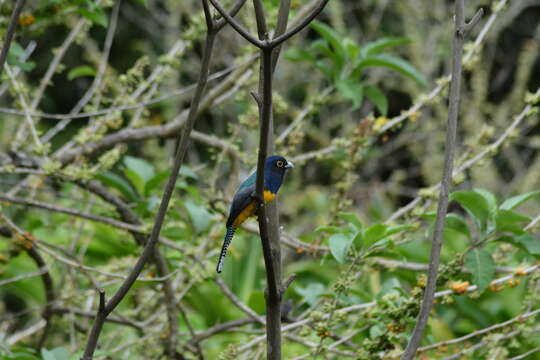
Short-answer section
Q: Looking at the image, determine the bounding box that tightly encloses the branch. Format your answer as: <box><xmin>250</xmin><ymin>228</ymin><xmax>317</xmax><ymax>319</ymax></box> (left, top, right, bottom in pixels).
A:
<box><xmin>414</xmin><ymin>308</ymin><xmax>540</xmax><ymax>355</ymax></box>
<box><xmin>235</xmin><ymin>264</ymin><xmax>540</xmax><ymax>352</ymax></box>
<box><xmin>441</xmin><ymin>325</ymin><xmax>540</xmax><ymax>360</ymax></box>
<box><xmin>188</xmin><ymin>318</ymin><xmax>258</xmax><ymax>345</ymax></box>
<box><xmin>254</xmin><ymin>47</ymin><xmax>282</xmax><ymax>360</ymax></box>
<box><xmin>0</xmin><ymin>214</ymin><xmax>55</xmax><ymax>348</ymax></box>
<box><xmin>268</xmin><ymin>0</ymin><xmax>328</xmax><ymax>47</ymax></box>
<box><xmin>215</xmin><ymin>0</ymin><xmax>248</xmax><ymax>31</ymax></box>
<box><xmin>80</xmin><ymin>2</ymin><xmax>222</xmax><ymax>357</ymax></box>
<box><xmin>0</xmin><ymin>0</ymin><xmax>27</xmax><ymax>77</ymax></box>
<box><xmin>207</xmin><ymin>0</ymin><xmax>264</xmax><ymax>48</ymax></box>
<box><xmin>55</xmin><ymin>56</ymin><xmax>255</xmax><ymax>164</ymax></box>
<box><xmin>74</xmin><ymin>181</ymin><xmax>180</xmax><ymax>356</ymax></box>
<box><xmin>400</xmin><ymin>4</ymin><xmax>483</xmax><ymax>359</ymax></box>
<box><xmin>252</xmin><ymin>0</ymin><xmax>268</xmax><ymax>39</ymax></box>
<box><xmin>270</xmin><ymin>0</ymin><xmax>291</xmax><ymax>70</ymax></box>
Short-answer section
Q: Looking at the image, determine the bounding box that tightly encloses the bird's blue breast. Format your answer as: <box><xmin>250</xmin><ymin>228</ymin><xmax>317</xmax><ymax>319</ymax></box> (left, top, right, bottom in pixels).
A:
<box><xmin>264</xmin><ymin>171</ymin><xmax>284</xmax><ymax>194</ymax></box>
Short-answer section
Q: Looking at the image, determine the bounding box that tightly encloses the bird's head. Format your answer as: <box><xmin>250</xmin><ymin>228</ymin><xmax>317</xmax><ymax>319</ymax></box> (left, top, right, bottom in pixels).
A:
<box><xmin>265</xmin><ymin>155</ymin><xmax>294</xmax><ymax>175</ymax></box>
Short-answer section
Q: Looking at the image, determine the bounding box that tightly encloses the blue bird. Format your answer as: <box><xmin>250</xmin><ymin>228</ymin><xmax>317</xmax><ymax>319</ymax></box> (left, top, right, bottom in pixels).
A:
<box><xmin>216</xmin><ymin>155</ymin><xmax>294</xmax><ymax>273</ymax></box>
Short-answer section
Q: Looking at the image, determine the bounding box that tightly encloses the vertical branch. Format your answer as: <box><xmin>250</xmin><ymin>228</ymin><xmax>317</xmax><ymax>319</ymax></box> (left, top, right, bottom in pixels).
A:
<box><xmin>254</xmin><ymin>47</ymin><xmax>282</xmax><ymax>360</ymax></box>
<box><xmin>252</xmin><ymin>0</ymin><xmax>268</xmax><ymax>39</ymax></box>
<box><xmin>208</xmin><ymin>1</ymin><xmax>328</xmax><ymax>358</ymax></box>
<box><xmin>0</xmin><ymin>0</ymin><xmax>27</xmax><ymax>77</ymax></box>
<box><xmin>270</xmin><ymin>0</ymin><xmax>291</xmax><ymax>71</ymax></box>
<box><xmin>400</xmin><ymin>3</ymin><xmax>483</xmax><ymax>359</ymax></box>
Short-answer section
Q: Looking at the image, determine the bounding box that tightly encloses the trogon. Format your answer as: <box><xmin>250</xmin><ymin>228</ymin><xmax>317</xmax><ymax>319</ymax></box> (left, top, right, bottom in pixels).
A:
<box><xmin>216</xmin><ymin>155</ymin><xmax>294</xmax><ymax>273</ymax></box>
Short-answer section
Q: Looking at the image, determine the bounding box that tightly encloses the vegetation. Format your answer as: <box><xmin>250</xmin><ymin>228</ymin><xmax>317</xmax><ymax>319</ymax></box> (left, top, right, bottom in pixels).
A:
<box><xmin>0</xmin><ymin>0</ymin><xmax>539</xmax><ymax>359</ymax></box>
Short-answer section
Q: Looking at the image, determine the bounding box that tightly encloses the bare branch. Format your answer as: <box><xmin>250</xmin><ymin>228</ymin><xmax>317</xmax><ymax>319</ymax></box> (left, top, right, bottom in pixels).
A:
<box><xmin>252</xmin><ymin>0</ymin><xmax>268</xmax><ymax>39</ymax></box>
<box><xmin>207</xmin><ymin>0</ymin><xmax>264</xmax><ymax>48</ymax></box>
<box><xmin>269</xmin><ymin>0</ymin><xmax>328</xmax><ymax>47</ymax></box>
<box><xmin>271</xmin><ymin>0</ymin><xmax>292</xmax><ymax>70</ymax></box>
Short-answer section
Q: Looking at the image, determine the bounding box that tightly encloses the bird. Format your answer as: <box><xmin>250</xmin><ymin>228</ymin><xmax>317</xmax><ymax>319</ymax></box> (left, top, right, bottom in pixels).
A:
<box><xmin>216</xmin><ymin>155</ymin><xmax>294</xmax><ymax>273</ymax></box>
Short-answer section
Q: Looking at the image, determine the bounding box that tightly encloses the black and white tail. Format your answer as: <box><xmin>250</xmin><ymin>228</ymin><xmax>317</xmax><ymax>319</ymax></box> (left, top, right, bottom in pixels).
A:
<box><xmin>216</xmin><ymin>226</ymin><xmax>235</xmax><ymax>273</ymax></box>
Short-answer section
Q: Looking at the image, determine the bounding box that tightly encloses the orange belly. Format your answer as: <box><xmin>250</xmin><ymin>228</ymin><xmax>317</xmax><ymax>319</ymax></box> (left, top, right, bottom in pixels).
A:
<box><xmin>232</xmin><ymin>190</ymin><xmax>276</xmax><ymax>228</ymax></box>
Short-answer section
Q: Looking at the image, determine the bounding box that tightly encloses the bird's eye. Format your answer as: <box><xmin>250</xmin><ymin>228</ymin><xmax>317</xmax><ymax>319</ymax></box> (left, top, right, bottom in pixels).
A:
<box><xmin>276</xmin><ymin>160</ymin><xmax>284</xmax><ymax>168</ymax></box>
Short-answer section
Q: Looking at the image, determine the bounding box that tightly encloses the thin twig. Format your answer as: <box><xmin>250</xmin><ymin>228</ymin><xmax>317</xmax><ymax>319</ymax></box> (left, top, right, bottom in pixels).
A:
<box><xmin>0</xmin><ymin>266</ymin><xmax>49</xmax><ymax>287</ymax></box>
<box><xmin>413</xmin><ymin>308</ymin><xmax>540</xmax><ymax>355</ymax></box>
<box><xmin>509</xmin><ymin>345</ymin><xmax>540</xmax><ymax>360</ymax></box>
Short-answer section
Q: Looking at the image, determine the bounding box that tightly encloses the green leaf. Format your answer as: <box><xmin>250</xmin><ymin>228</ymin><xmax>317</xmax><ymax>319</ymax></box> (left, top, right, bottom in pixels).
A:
<box><xmin>364</xmin><ymin>223</ymin><xmax>388</xmax><ymax>247</ymax></box>
<box><xmin>338</xmin><ymin>212</ymin><xmax>363</xmax><ymax>230</ymax></box>
<box><xmin>385</xmin><ymin>224</ymin><xmax>414</xmax><ymax>237</ymax></box>
<box><xmin>445</xmin><ymin>213</ymin><xmax>471</xmax><ymax>238</ymax></box>
<box><xmin>95</xmin><ymin>171</ymin><xmax>139</xmax><ymax>202</ymax></box>
<box><xmin>364</xmin><ymin>85</ymin><xmax>388</xmax><ymax>115</ymax></box>
<box><xmin>134</xmin><ymin>0</ymin><xmax>148</xmax><ymax>7</ymax></box>
<box><xmin>361</xmin><ymin>37</ymin><xmax>411</xmax><ymax>56</ymax></box>
<box><xmin>328</xmin><ymin>233</ymin><xmax>352</xmax><ymax>263</ymax></box>
<box><xmin>500</xmin><ymin>191</ymin><xmax>540</xmax><ymax>210</ymax></box>
<box><xmin>423</xmin><ymin>212</ymin><xmax>471</xmax><ymax>240</ymax></box>
<box><xmin>310</xmin><ymin>21</ymin><xmax>347</xmax><ymax>68</ymax></box>
<box><xmin>464</xmin><ymin>249</ymin><xmax>495</xmax><ymax>293</ymax></box>
<box><xmin>314</xmin><ymin>225</ymin><xmax>341</xmax><ymax>234</ymax></box>
<box><xmin>78</xmin><ymin>8</ymin><xmax>108</xmax><ymax>27</ymax></box>
<box><xmin>314</xmin><ymin>60</ymin><xmax>335</xmax><ymax>80</ymax></box>
<box><xmin>494</xmin><ymin>209</ymin><xmax>530</xmax><ymax>234</ymax></box>
<box><xmin>354</xmin><ymin>54</ymin><xmax>426</xmax><ymax>86</ymax></box>
<box><xmin>41</xmin><ymin>348</ymin><xmax>70</xmax><ymax>360</ymax></box>
<box><xmin>124</xmin><ymin>156</ymin><xmax>155</xmax><ymax>182</ymax></box>
<box><xmin>343</xmin><ymin>38</ymin><xmax>360</xmax><ymax>60</ymax></box>
<box><xmin>67</xmin><ymin>65</ymin><xmax>96</xmax><ymax>80</ymax></box>
<box><xmin>474</xmin><ymin>188</ymin><xmax>497</xmax><ymax>211</ymax></box>
<box><xmin>335</xmin><ymin>78</ymin><xmax>363</xmax><ymax>109</ymax></box>
<box><xmin>7</xmin><ymin>42</ymin><xmax>35</xmax><ymax>72</ymax></box>
<box><xmin>505</xmin><ymin>234</ymin><xmax>540</xmax><ymax>255</ymax></box>
<box><xmin>295</xmin><ymin>282</ymin><xmax>326</xmax><ymax>306</ymax></box>
<box><xmin>184</xmin><ymin>201</ymin><xmax>211</xmax><ymax>234</ymax></box>
<box><xmin>144</xmin><ymin>170</ymin><xmax>171</xmax><ymax>196</ymax></box>
<box><xmin>450</xmin><ymin>190</ymin><xmax>491</xmax><ymax>230</ymax></box>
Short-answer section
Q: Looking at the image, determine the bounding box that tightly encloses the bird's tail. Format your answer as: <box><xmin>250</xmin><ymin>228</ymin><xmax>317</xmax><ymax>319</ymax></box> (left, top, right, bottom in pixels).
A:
<box><xmin>216</xmin><ymin>226</ymin><xmax>235</xmax><ymax>273</ymax></box>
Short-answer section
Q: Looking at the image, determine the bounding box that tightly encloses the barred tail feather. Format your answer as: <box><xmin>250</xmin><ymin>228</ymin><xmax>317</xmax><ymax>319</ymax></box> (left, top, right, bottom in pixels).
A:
<box><xmin>216</xmin><ymin>226</ymin><xmax>235</xmax><ymax>273</ymax></box>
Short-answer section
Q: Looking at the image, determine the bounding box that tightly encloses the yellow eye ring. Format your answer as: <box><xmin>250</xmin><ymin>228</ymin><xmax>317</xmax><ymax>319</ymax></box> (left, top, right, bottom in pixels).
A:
<box><xmin>276</xmin><ymin>160</ymin><xmax>284</xmax><ymax>168</ymax></box>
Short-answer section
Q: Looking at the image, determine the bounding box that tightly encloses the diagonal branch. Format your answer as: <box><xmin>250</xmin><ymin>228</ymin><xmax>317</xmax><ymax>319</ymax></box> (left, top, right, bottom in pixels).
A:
<box><xmin>400</xmin><ymin>4</ymin><xmax>484</xmax><ymax>359</ymax></box>
<box><xmin>80</xmin><ymin>3</ymin><xmax>224</xmax><ymax>358</ymax></box>
<box><xmin>0</xmin><ymin>0</ymin><xmax>27</xmax><ymax>77</ymax></box>
<box><xmin>268</xmin><ymin>0</ymin><xmax>328</xmax><ymax>47</ymax></box>
<box><xmin>0</xmin><ymin>214</ymin><xmax>55</xmax><ymax>349</ymax></box>
<box><xmin>208</xmin><ymin>0</ymin><xmax>264</xmax><ymax>48</ymax></box>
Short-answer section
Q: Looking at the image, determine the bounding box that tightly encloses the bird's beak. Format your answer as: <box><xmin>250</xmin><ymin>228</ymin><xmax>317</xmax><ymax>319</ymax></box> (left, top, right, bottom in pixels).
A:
<box><xmin>285</xmin><ymin>161</ymin><xmax>294</xmax><ymax>169</ymax></box>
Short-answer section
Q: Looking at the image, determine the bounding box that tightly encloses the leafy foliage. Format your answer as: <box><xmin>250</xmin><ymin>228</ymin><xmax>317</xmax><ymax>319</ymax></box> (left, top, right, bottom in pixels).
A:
<box><xmin>286</xmin><ymin>20</ymin><xmax>425</xmax><ymax>114</ymax></box>
<box><xmin>1</xmin><ymin>0</ymin><xmax>540</xmax><ymax>359</ymax></box>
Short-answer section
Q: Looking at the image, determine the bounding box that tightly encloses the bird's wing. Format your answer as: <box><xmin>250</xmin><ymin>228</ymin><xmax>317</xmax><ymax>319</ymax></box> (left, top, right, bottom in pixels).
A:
<box><xmin>226</xmin><ymin>182</ymin><xmax>256</xmax><ymax>227</ymax></box>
